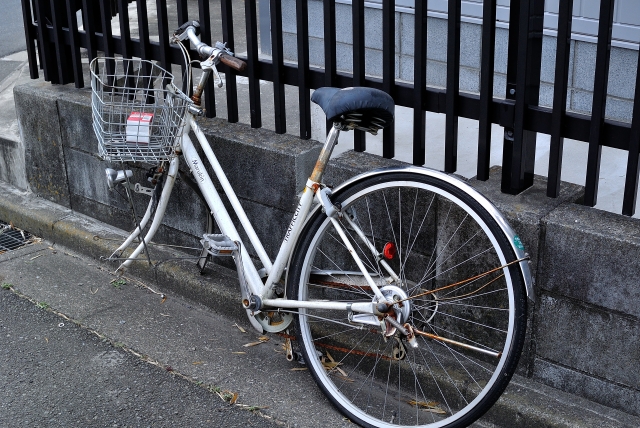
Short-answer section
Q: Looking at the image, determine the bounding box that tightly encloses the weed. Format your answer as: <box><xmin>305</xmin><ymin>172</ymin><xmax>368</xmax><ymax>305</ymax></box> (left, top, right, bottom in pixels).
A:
<box><xmin>111</xmin><ymin>278</ymin><xmax>127</xmax><ymax>289</ymax></box>
<box><xmin>1</xmin><ymin>283</ymin><xmax>12</xmax><ymax>290</ymax></box>
<box><xmin>36</xmin><ymin>301</ymin><xmax>49</xmax><ymax>309</ymax></box>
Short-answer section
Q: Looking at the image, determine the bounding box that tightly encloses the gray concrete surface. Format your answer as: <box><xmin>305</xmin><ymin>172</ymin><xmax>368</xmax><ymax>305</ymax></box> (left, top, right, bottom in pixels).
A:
<box><xmin>0</xmin><ymin>283</ymin><xmax>279</xmax><ymax>427</ymax></box>
<box><xmin>0</xmin><ymin>241</ymin><xmax>348</xmax><ymax>428</ymax></box>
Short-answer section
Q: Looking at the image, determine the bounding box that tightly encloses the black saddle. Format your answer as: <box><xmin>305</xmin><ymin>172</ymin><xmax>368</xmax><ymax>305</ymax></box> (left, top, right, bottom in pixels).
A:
<box><xmin>311</xmin><ymin>87</ymin><xmax>395</xmax><ymax>134</ymax></box>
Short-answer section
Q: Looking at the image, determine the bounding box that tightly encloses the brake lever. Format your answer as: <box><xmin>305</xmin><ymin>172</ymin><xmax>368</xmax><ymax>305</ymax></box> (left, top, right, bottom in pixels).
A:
<box><xmin>200</xmin><ymin>56</ymin><xmax>224</xmax><ymax>88</ymax></box>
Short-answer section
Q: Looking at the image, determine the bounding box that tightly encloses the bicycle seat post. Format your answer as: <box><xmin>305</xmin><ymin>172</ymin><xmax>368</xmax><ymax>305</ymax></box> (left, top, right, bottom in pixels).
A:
<box><xmin>310</xmin><ymin>125</ymin><xmax>341</xmax><ymax>183</ymax></box>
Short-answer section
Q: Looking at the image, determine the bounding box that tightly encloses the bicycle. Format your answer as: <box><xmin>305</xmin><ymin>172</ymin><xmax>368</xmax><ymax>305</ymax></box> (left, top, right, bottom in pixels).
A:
<box><xmin>91</xmin><ymin>20</ymin><xmax>533</xmax><ymax>428</ymax></box>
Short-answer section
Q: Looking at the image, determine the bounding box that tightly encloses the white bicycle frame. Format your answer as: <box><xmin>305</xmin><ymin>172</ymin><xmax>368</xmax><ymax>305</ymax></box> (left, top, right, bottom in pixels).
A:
<box><xmin>113</xmin><ymin>111</ymin><xmax>390</xmax><ymax>332</ymax></box>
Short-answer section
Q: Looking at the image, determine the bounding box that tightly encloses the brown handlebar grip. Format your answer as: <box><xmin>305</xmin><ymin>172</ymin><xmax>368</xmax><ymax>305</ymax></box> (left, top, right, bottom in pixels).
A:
<box><xmin>219</xmin><ymin>53</ymin><xmax>246</xmax><ymax>72</ymax></box>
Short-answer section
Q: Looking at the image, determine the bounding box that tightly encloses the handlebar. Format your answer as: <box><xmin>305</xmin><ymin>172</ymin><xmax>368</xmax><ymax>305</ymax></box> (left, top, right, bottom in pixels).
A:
<box><xmin>173</xmin><ymin>21</ymin><xmax>246</xmax><ymax>72</ymax></box>
<box><xmin>219</xmin><ymin>53</ymin><xmax>246</xmax><ymax>72</ymax></box>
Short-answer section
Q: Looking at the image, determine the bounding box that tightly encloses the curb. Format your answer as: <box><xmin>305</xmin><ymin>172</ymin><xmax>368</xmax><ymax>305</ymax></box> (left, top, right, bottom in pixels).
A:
<box><xmin>0</xmin><ymin>185</ymin><xmax>249</xmax><ymax>324</ymax></box>
<box><xmin>1</xmin><ymin>184</ymin><xmax>639</xmax><ymax>428</ymax></box>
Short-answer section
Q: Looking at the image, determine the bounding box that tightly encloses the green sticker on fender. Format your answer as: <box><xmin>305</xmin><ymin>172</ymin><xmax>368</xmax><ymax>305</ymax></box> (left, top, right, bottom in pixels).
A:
<box><xmin>513</xmin><ymin>235</ymin><xmax>525</xmax><ymax>250</ymax></box>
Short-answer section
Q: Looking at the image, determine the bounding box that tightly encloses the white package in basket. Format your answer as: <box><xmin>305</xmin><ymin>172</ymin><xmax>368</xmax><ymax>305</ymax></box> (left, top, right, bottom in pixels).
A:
<box><xmin>126</xmin><ymin>112</ymin><xmax>154</xmax><ymax>143</ymax></box>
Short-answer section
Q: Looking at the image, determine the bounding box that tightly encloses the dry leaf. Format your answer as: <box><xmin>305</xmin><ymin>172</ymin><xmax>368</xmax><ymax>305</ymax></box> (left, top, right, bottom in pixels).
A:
<box><xmin>231</xmin><ymin>351</ymin><xmax>246</xmax><ymax>354</ymax></box>
<box><xmin>333</xmin><ymin>374</ymin><xmax>354</xmax><ymax>383</ymax></box>
<box><xmin>408</xmin><ymin>400</ymin><xmax>447</xmax><ymax>414</ymax></box>
<box><xmin>322</xmin><ymin>361</ymin><xmax>342</xmax><ymax>369</ymax></box>
<box><xmin>229</xmin><ymin>392</ymin><xmax>239</xmax><ymax>404</ymax></box>
<box><xmin>243</xmin><ymin>336</ymin><xmax>269</xmax><ymax>347</ymax></box>
<box><xmin>233</xmin><ymin>323</ymin><xmax>246</xmax><ymax>333</ymax></box>
<box><xmin>290</xmin><ymin>367</ymin><xmax>307</xmax><ymax>371</ymax></box>
<box><xmin>192</xmin><ymin>361</ymin><xmax>204</xmax><ymax>365</ymax></box>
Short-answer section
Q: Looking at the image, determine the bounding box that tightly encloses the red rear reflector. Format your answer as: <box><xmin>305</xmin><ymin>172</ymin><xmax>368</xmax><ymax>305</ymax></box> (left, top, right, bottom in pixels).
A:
<box><xmin>383</xmin><ymin>242</ymin><xmax>396</xmax><ymax>260</ymax></box>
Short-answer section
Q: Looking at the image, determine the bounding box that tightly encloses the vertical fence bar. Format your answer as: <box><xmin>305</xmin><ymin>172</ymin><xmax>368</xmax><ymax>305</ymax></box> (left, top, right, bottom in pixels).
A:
<box><xmin>176</xmin><ymin>0</ymin><xmax>188</xmax><ymax>23</ymax></box>
<box><xmin>99</xmin><ymin>0</ymin><xmax>116</xmax><ymax>79</ymax></box>
<box><xmin>20</xmin><ymin>0</ymin><xmax>39</xmax><ymax>79</ymax></box>
<box><xmin>155</xmin><ymin>0</ymin><xmax>171</xmax><ymax>75</ymax></box>
<box><xmin>297</xmin><ymin>0</ymin><xmax>311</xmax><ymax>139</ymax></box>
<box><xmin>412</xmin><ymin>0</ymin><xmax>427</xmax><ymax>166</ymax></box>
<box><xmin>270</xmin><ymin>0</ymin><xmax>286</xmax><ymax>134</ymax></box>
<box><xmin>445</xmin><ymin>0</ymin><xmax>461</xmax><ymax>173</ymax></box>
<box><xmin>117</xmin><ymin>0</ymin><xmax>132</xmax><ymax>58</ymax></box>
<box><xmin>136</xmin><ymin>0</ymin><xmax>151</xmax><ymax>58</ymax></box>
<box><xmin>622</xmin><ymin>56</ymin><xmax>640</xmax><ymax>216</ymax></box>
<box><xmin>352</xmin><ymin>0</ymin><xmax>366</xmax><ymax>151</ymax></box>
<box><xmin>584</xmin><ymin>0</ymin><xmax>615</xmax><ymax>207</ymax></box>
<box><xmin>198</xmin><ymin>0</ymin><xmax>216</xmax><ymax>118</ymax></box>
<box><xmin>135</xmin><ymin>0</ymin><xmax>153</xmax><ymax>103</ymax></box>
<box><xmin>476</xmin><ymin>0</ymin><xmax>496</xmax><ymax>180</ymax></box>
<box><xmin>501</xmin><ymin>0</ymin><xmax>520</xmax><ymax>192</ymax></box>
<box><xmin>501</xmin><ymin>0</ymin><xmax>543</xmax><ymax>194</ymax></box>
<box><xmin>50</xmin><ymin>0</ymin><xmax>73</xmax><ymax>84</ymax></box>
<box><xmin>82</xmin><ymin>0</ymin><xmax>98</xmax><ymax>64</ymax></box>
<box><xmin>323</xmin><ymin>0</ymin><xmax>337</xmax><ymax>134</ymax></box>
<box><xmin>176</xmin><ymin>0</ymin><xmax>189</xmax><ymax>95</ymax></box>
<box><xmin>547</xmin><ymin>0</ymin><xmax>574</xmax><ymax>198</ymax></box>
<box><xmin>245</xmin><ymin>0</ymin><xmax>262</xmax><ymax>128</ymax></box>
<box><xmin>382</xmin><ymin>0</ymin><xmax>395</xmax><ymax>159</ymax></box>
<box><xmin>117</xmin><ymin>0</ymin><xmax>136</xmax><ymax>96</ymax></box>
<box><xmin>65</xmin><ymin>0</ymin><xmax>84</xmax><ymax>88</ymax></box>
<box><xmin>99</xmin><ymin>0</ymin><xmax>115</xmax><ymax>57</ymax></box>
<box><xmin>33</xmin><ymin>0</ymin><xmax>54</xmax><ymax>82</ymax></box>
<box><xmin>221</xmin><ymin>0</ymin><xmax>239</xmax><ymax>123</ymax></box>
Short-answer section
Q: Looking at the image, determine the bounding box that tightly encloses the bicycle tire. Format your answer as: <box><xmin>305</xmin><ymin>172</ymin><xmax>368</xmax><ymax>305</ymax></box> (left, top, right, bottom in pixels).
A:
<box><xmin>286</xmin><ymin>171</ymin><xmax>527</xmax><ymax>428</ymax></box>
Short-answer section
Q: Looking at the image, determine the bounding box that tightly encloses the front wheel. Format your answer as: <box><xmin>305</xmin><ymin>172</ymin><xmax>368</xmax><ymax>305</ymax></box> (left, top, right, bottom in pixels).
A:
<box><xmin>286</xmin><ymin>171</ymin><xmax>527</xmax><ymax>428</ymax></box>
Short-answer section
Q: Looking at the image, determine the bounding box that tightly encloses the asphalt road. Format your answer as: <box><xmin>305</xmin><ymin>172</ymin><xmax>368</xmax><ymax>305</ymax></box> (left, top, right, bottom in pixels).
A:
<box><xmin>0</xmin><ymin>289</ymin><xmax>279</xmax><ymax>427</ymax></box>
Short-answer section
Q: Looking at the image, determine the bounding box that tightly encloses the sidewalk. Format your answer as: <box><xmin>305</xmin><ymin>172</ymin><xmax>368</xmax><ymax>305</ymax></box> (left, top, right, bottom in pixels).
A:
<box><xmin>0</xmin><ymin>283</ymin><xmax>280</xmax><ymax>427</ymax></box>
<box><xmin>2</xmin><ymin>183</ymin><xmax>640</xmax><ymax>428</ymax></box>
<box><xmin>0</xmin><ymin>191</ymin><xmax>351</xmax><ymax>427</ymax></box>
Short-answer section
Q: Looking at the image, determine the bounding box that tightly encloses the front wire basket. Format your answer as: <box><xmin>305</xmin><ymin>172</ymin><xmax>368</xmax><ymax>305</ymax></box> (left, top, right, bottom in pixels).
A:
<box><xmin>91</xmin><ymin>57</ymin><xmax>191</xmax><ymax>163</ymax></box>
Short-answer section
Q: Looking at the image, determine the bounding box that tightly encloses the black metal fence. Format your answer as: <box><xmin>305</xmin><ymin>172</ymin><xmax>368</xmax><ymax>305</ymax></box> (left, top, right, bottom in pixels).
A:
<box><xmin>19</xmin><ymin>0</ymin><xmax>640</xmax><ymax>216</ymax></box>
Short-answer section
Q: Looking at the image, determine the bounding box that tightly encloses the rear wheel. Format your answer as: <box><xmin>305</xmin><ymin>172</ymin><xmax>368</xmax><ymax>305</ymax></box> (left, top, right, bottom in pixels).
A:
<box><xmin>286</xmin><ymin>172</ymin><xmax>527</xmax><ymax>428</ymax></box>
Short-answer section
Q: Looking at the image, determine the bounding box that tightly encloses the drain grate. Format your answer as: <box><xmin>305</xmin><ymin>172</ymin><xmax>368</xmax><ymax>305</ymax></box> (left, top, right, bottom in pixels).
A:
<box><xmin>0</xmin><ymin>221</ymin><xmax>35</xmax><ymax>254</ymax></box>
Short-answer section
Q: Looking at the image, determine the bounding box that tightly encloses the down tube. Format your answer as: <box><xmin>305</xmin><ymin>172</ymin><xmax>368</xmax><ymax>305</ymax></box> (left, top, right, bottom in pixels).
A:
<box><xmin>180</xmin><ymin>134</ymin><xmax>265</xmax><ymax>296</ymax></box>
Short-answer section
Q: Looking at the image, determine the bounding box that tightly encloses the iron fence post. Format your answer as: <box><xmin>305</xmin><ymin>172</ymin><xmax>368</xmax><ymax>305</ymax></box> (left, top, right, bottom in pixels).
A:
<box><xmin>501</xmin><ymin>0</ymin><xmax>544</xmax><ymax>195</ymax></box>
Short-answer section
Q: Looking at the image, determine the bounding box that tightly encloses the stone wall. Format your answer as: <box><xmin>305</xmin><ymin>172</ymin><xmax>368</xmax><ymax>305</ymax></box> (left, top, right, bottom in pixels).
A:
<box><xmin>11</xmin><ymin>80</ymin><xmax>640</xmax><ymax>416</ymax></box>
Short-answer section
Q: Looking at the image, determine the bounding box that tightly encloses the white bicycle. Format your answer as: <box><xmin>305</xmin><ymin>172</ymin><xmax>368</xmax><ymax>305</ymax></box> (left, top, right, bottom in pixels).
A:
<box><xmin>91</xmin><ymin>21</ymin><xmax>533</xmax><ymax>428</ymax></box>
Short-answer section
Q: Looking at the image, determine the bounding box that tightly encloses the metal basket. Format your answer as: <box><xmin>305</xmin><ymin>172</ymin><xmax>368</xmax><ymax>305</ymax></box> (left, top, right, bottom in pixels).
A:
<box><xmin>91</xmin><ymin>57</ymin><xmax>191</xmax><ymax>163</ymax></box>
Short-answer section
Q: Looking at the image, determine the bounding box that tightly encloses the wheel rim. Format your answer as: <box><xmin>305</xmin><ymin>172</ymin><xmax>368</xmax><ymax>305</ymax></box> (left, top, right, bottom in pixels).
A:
<box><xmin>294</xmin><ymin>179</ymin><xmax>520</xmax><ymax>427</ymax></box>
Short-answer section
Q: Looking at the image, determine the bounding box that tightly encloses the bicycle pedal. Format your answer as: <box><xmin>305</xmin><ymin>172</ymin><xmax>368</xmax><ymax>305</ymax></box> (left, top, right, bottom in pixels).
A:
<box><xmin>200</xmin><ymin>234</ymin><xmax>237</xmax><ymax>257</ymax></box>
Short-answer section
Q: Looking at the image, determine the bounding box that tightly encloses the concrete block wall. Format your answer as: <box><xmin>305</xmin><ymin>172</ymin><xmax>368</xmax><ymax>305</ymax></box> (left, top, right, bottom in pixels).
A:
<box><xmin>273</xmin><ymin>1</ymin><xmax>637</xmax><ymax>123</ymax></box>
<box><xmin>12</xmin><ymin>80</ymin><xmax>640</xmax><ymax>417</ymax></box>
